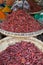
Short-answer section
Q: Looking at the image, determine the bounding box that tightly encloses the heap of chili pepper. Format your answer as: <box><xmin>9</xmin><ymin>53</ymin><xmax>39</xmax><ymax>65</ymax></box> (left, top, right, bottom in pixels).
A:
<box><xmin>0</xmin><ymin>10</ymin><xmax>42</xmax><ymax>33</ymax></box>
<box><xmin>0</xmin><ymin>41</ymin><xmax>43</xmax><ymax>65</ymax></box>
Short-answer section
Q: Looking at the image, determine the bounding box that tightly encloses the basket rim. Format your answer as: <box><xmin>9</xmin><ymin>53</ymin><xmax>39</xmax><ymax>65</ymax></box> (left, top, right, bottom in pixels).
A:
<box><xmin>0</xmin><ymin>29</ymin><xmax>43</xmax><ymax>37</ymax></box>
<box><xmin>0</xmin><ymin>37</ymin><xmax>43</xmax><ymax>52</ymax></box>
<box><xmin>29</xmin><ymin>10</ymin><xmax>43</xmax><ymax>14</ymax></box>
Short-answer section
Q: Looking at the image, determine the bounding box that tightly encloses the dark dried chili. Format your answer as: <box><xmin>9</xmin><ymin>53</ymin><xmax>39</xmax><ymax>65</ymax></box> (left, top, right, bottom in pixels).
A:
<box><xmin>27</xmin><ymin>0</ymin><xmax>42</xmax><ymax>12</ymax></box>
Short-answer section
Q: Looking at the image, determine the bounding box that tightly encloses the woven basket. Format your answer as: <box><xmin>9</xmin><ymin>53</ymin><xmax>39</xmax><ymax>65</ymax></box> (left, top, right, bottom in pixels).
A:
<box><xmin>0</xmin><ymin>37</ymin><xmax>43</xmax><ymax>52</ymax></box>
<box><xmin>0</xmin><ymin>9</ymin><xmax>43</xmax><ymax>37</ymax></box>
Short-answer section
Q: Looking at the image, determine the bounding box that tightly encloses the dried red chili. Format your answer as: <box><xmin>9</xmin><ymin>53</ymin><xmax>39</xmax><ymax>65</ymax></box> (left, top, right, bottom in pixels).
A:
<box><xmin>0</xmin><ymin>10</ymin><xmax>42</xmax><ymax>33</ymax></box>
<box><xmin>0</xmin><ymin>41</ymin><xmax>43</xmax><ymax>65</ymax></box>
<box><xmin>27</xmin><ymin>0</ymin><xmax>42</xmax><ymax>12</ymax></box>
